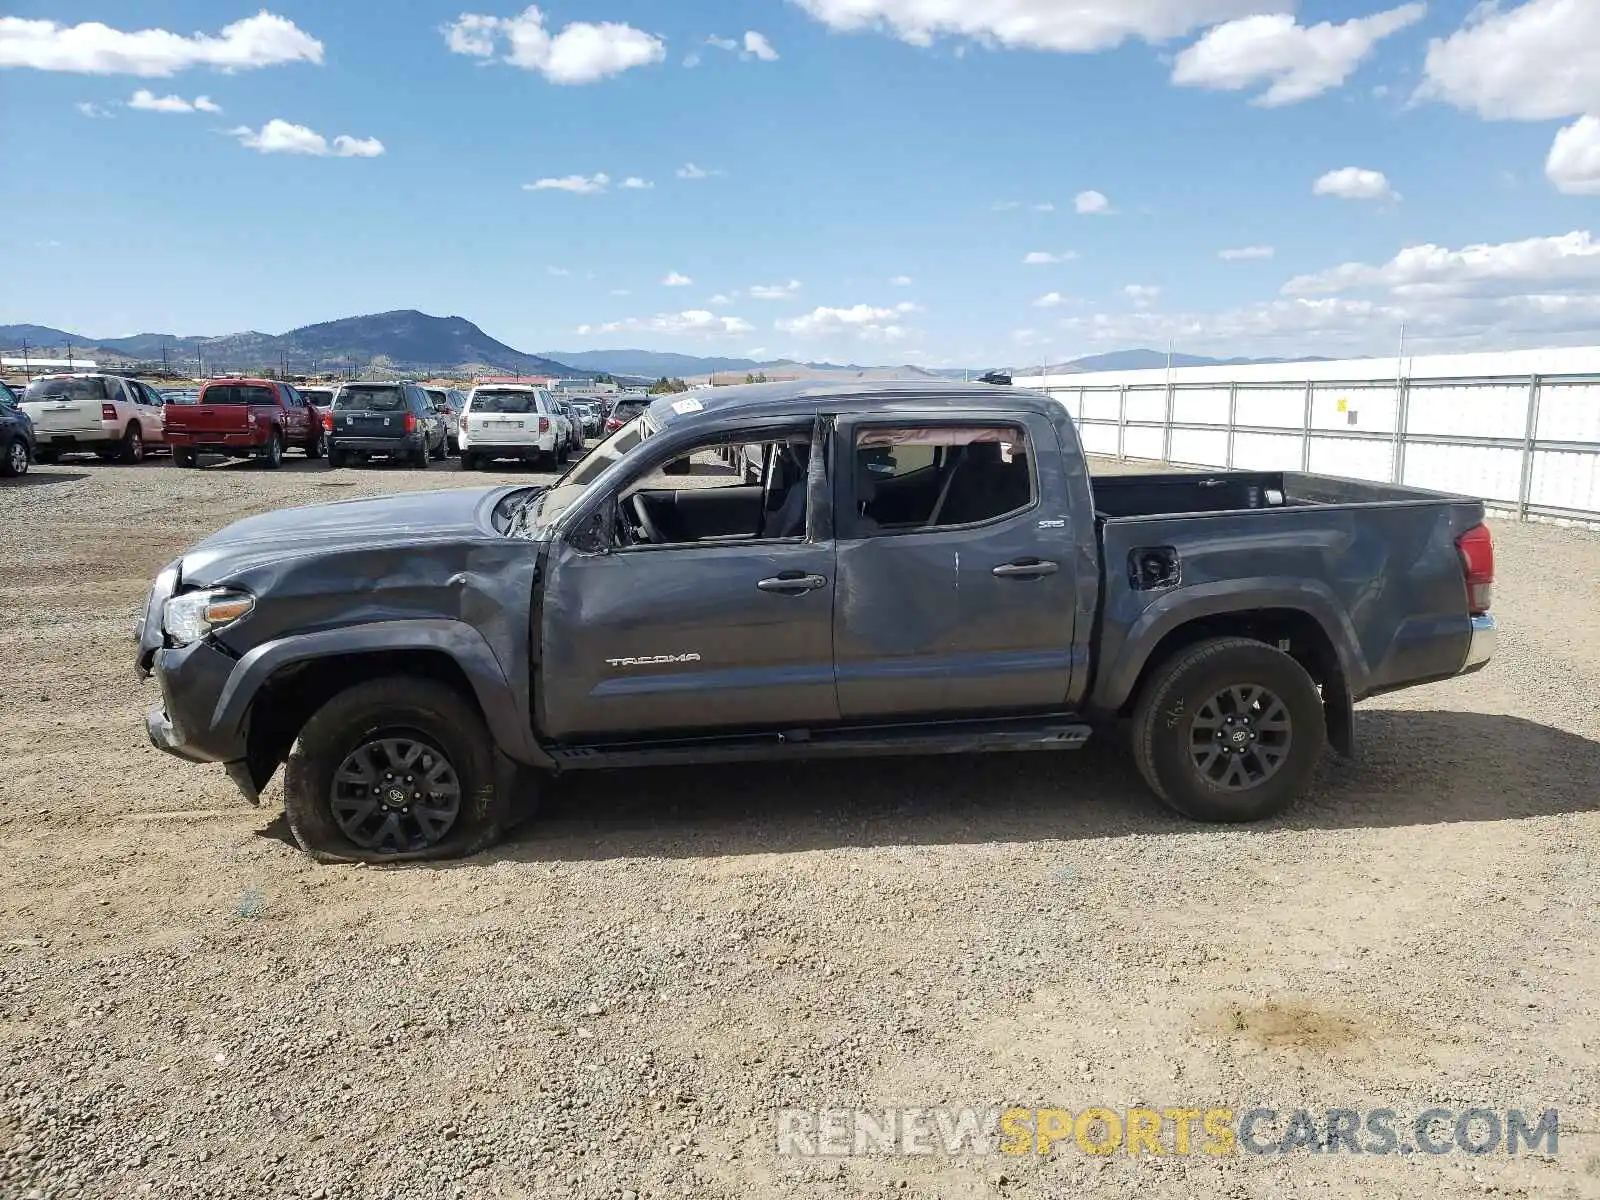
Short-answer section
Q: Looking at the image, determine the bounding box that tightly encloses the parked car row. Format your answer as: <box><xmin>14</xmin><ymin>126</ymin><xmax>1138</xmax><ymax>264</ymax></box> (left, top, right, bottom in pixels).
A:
<box><xmin>0</xmin><ymin>371</ymin><xmax>621</xmax><ymax>479</ymax></box>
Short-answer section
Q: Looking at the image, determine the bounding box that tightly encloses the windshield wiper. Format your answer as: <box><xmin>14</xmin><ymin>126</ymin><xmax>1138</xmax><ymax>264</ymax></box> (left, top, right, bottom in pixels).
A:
<box><xmin>507</xmin><ymin>488</ymin><xmax>547</xmax><ymax>539</ymax></box>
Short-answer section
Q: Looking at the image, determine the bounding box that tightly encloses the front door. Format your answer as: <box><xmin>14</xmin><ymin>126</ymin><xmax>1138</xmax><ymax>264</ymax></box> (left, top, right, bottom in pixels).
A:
<box><xmin>536</xmin><ymin>422</ymin><xmax>838</xmax><ymax>742</ymax></box>
<box><xmin>831</xmin><ymin>411</ymin><xmax>1077</xmax><ymax>720</ymax></box>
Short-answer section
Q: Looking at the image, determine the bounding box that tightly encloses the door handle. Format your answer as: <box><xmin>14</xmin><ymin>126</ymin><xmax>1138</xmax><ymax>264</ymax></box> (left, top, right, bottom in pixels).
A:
<box><xmin>992</xmin><ymin>559</ymin><xmax>1059</xmax><ymax>579</ymax></box>
<box><xmin>757</xmin><ymin>573</ymin><xmax>827</xmax><ymax>594</ymax></box>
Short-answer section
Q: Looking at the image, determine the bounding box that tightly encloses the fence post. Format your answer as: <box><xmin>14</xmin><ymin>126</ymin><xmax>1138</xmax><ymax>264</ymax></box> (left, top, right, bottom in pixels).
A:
<box><xmin>1225</xmin><ymin>382</ymin><xmax>1239</xmax><ymax>469</ymax></box>
<box><xmin>1516</xmin><ymin>374</ymin><xmax>1542</xmax><ymax>520</ymax></box>
<box><xmin>1117</xmin><ymin>386</ymin><xmax>1128</xmax><ymax>462</ymax></box>
<box><xmin>1162</xmin><ymin>379</ymin><xmax>1176</xmax><ymax>464</ymax></box>
<box><xmin>1392</xmin><ymin>377</ymin><xmax>1411</xmax><ymax>486</ymax></box>
<box><xmin>1299</xmin><ymin>381</ymin><xmax>1314</xmax><ymax>472</ymax></box>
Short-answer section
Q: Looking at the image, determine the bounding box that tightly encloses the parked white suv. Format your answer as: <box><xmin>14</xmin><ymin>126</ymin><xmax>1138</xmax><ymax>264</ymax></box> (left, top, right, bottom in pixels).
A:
<box><xmin>458</xmin><ymin>385</ymin><xmax>571</xmax><ymax>470</ymax></box>
<box><xmin>21</xmin><ymin>373</ymin><xmax>167</xmax><ymax>463</ymax></box>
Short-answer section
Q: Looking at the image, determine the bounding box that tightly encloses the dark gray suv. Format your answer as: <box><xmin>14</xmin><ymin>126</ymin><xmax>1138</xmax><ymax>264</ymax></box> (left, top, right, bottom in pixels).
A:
<box><xmin>327</xmin><ymin>382</ymin><xmax>448</xmax><ymax>468</ymax></box>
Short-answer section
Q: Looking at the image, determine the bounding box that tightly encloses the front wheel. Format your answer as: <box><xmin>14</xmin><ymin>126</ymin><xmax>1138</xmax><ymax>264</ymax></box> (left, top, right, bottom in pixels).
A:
<box><xmin>1130</xmin><ymin>637</ymin><xmax>1326</xmax><ymax>823</ymax></box>
<box><xmin>1</xmin><ymin>436</ymin><xmax>29</xmax><ymax>478</ymax></box>
<box><xmin>281</xmin><ymin>677</ymin><xmax>515</xmax><ymax>863</ymax></box>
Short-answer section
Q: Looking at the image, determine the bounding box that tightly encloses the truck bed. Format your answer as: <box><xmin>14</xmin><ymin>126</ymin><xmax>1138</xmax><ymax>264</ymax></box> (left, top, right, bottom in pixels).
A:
<box><xmin>1089</xmin><ymin>469</ymin><xmax>1488</xmax><ymax>707</ymax></box>
<box><xmin>1090</xmin><ymin>469</ymin><xmax>1460</xmax><ymax>521</ymax></box>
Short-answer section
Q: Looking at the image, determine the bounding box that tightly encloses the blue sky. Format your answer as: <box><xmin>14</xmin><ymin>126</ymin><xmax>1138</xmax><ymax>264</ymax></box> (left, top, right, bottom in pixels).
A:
<box><xmin>2</xmin><ymin>0</ymin><xmax>1598</xmax><ymax>367</ymax></box>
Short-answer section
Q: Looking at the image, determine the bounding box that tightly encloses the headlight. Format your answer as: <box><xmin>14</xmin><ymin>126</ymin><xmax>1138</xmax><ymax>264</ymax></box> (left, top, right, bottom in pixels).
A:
<box><xmin>162</xmin><ymin>588</ymin><xmax>254</xmax><ymax>646</ymax></box>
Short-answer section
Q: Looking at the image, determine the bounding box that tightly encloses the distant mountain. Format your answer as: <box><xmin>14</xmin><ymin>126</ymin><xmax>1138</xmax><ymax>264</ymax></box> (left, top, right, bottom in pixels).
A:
<box><xmin>1041</xmin><ymin>349</ymin><xmax>1336</xmax><ymax>373</ymax></box>
<box><xmin>1</xmin><ymin>311</ymin><xmax>587</xmax><ymax>378</ymax></box>
<box><xmin>544</xmin><ymin>349</ymin><xmax>765</xmax><ymax>377</ymax></box>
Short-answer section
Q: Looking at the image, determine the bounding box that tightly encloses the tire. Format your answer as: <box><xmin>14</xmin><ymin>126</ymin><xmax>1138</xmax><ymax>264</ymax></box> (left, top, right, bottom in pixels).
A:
<box><xmin>281</xmin><ymin>677</ymin><xmax>515</xmax><ymax>864</ymax></box>
<box><xmin>1130</xmin><ymin>637</ymin><xmax>1326</xmax><ymax>823</ymax></box>
<box><xmin>172</xmin><ymin>446</ymin><xmax>197</xmax><ymax>468</ymax></box>
<box><xmin>261</xmin><ymin>430</ymin><xmax>283</xmax><ymax>470</ymax></box>
<box><xmin>1</xmin><ymin>436</ymin><xmax>29</xmax><ymax>478</ymax></box>
<box><xmin>431</xmin><ymin>434</ymin><xmax>446</xmax><ymax>462</ymax></box>
<box><xmin>328</xmin><ymin>447</ymin><xmax>347</xmax><ymax>469</ymax></box>
<box><xmin>448</xmin><ymin>437</ymin><xmax>459</xmax><ymax>455</ymax></box>
<box><xmin>33</xmin><ymin>447</ymin><xmax>57</xmax><ymax>465</ymax></box>
<box><xmin>305</xmin><ymin>429</ymin><xmax>326</xmax><ymax>460</ymax></box>
<box><xmin>119</xmin><ymin>424</ymin><xmax>146</xmax><ymax>464</ymax></box>
<box><xmin>413</xmin><ymin>443</ymin><xmax>431</xmax><ymax>469</ymax></box>
<box><xmin>458</xmin><ymin>451</ymin><xmax>475</xmax><ymax>471</ymax></box>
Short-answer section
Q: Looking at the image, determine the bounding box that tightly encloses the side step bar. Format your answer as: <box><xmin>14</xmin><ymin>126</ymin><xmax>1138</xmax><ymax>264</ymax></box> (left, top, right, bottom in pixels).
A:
<box><xmin>546</xmin><ymin>714</ymin><xmax>1093</xmax><ymax>772</ymax></box>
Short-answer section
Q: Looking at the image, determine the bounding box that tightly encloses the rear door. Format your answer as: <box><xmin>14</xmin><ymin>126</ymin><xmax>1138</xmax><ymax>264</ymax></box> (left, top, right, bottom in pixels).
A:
<box><xmin>469</xmin><ymin>390</ymin><xmax>541</xmax><ymax>447</ymax></box>
<box><xmin>831</xmin><ymin>410</ymin><xmax>1077</xmax><ymax>720</ymax></box>
<box><xmin>23</xmin><ymin>376</ymin><xmax>107</xmax><ymax>439</ymax></box>
<box><xmin>538</xmin><ymin>418</ymin><xmax>837</xmax><ymax>741</ymax></box>
<box><xmin>333</xmin><ymin>384</ymin><xmax>408</xmax><ymax>443</ymax></box>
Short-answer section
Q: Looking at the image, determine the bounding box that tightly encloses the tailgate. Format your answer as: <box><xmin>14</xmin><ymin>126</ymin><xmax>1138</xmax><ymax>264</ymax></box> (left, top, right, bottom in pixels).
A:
<box><xmin>165</xmin><ymin>404</ymin><xmax>253</xmax><ymax>435</ymax></box>
<box><xmin>472</xmin><ymin>412</ymin><xmax>540</xmax><ymax>444</ymax></box>
<box><xmin>335</xmin><ymin>409</ymin><xmax>407</xmax><ymax>439</ymax></box>
<box><xmin>25</xmin><ymin>399</ymin><xmax>102</xmax><ymax>434</ymax></box>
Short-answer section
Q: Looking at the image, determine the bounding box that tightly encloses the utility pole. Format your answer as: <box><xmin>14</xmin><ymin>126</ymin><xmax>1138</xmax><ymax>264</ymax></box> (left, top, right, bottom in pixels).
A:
<box><xmin>20</xmin><ymin>338</ymin><xmax>30</xmax><ymax>378</ymax></box>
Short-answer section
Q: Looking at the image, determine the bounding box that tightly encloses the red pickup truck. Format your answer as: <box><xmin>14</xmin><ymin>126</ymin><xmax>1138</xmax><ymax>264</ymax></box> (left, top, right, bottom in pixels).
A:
<box><xmin>165</xmin><ymin>379</ymin><xmax>325</xmax><ymax>469</ymax></box>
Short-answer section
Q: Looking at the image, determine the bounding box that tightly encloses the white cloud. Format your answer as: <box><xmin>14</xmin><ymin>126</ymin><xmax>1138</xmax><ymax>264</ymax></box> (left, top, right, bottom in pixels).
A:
<box><xmin>777</xmin><ymin>302</ymin><xmax>921</xmax><ymax>342</ymax></box>
<box><xmin>676</xmin><ymin>162</ymin><xmax>723</xmax><ymax>179</ymax></box>
<box><xmin>0</xmin><ymin>11</ymin><xmax>323</xmax><ymax>76</ymax></box>
<box><xmin>1313</xmin><ymin>166</ymin><xmax>1398</xmax><ymax>201</ymax></box>
<box><xmin>682</xmin><ymin>51</ymin><xmax>701</xmax><ymax>67</ymax></box>
<box><xmin>1282</xmin><ymin>230</ymin><xmax>1600</xmax><ymax>300</ymax></box>
<box><xmin>1171</xmin><ymin>5</ymin><xmax>1426</xmax><ymax>107</ymax></box>
<box><xmin>76</xmin><ymin>101</ymin><xmax>112</xmax><ymax>118</ymax></box>
<box><xmin>706</xmin><ymin>35</ymin><xmax>739</xmax><ymax>51</ymax></box>
<box><xmin>889</xmin><ymin>275</ymin><xmax>914</xmax><ymax>286</ymax></box>
<box><xmin>1547</xmin><ymin>116</ymin><xmax>1600</xmax><ymax>196</ymax></box>
<box><xmin>229</xmin><ymin>120</ymin><xmax>384</xmax><ymax>158</ymax></box>
<box><xmin>577</xmin><ymin>311</ymin><xmax>755</xmax><ymax>338</ymax></box>
<box><xmin>992</xmin><ymin>200</ymin><xmax>1021</xmax><ymax>211</ymax></box>
<box><xmin>127</xmin><ymin>89</ymin><xmax>220</xmax><ymax>113</ymax></box>
<box><xmin>792</xmin><ymin>0</ymin><xmax>1279</xmax><ymax>54</ymax></box>
<box><xmin>1033</xmin><ymin>292</ymin><xmax>1069</xmax><ymax>307</ymax></box>
<box><xmin>1023</xmin><ymin>251</ymin><xmax>1077</xmax><ymax>265</ymax></box>
<box><xmin>706</xmin><ymin>293</ymin><xmax>733</xmax><ymax>305</ymax></box>
<box><xmin>1074</xmin><ymin>190</ymin><xmax>1113</xmax><ymax>215</ymax></box>
<box><xmin>1123</xmin><ymin>284</ymin><xmax>1162</xmax><ymax>307</ymax></box>
<box><xmin>1219</xmin><ymin>244</ymin><xmax>1276</xmax><ymax>260</ymax></box>
<box><xmin>744</xmin><ymin>31</ymin><xmax>780</xmax><ymax>60</ymax></box>
<box><xmin>547</xmin><ymin>266</ymin><xmax>571</xmax><ymax>276</ymax></box>
<box><xmin>748</xmin><ymin>280</ymin><xmax>803</xmax><ymax>300</ymax></box>
<box><xmin>1418</xmin><ymin>0</ymin><xmax>1600</xmax><ymax>121</ymax></box>
<box><xmin>621</xmin><ymin>176</ymin><xmax>654</xmax><ymax>189</ymax></box>
<box><xmin>662</xmin><ymin>272</ymin><xmax>693</xmax><ymax>286</ymax></box>
<box><xmin>1033</xmin><ymin>202</ymin><xmax>1056</xmax><ymax>212</ymax></box>
<box><xmin>524</xmin><ymin>172</ymin><xmax>611</xmax><ymax>194</ymax></box>
<box><xmin>442</xmin><ymin>7</ymin><xmax>664</xmax><ymax>85</ymax></box>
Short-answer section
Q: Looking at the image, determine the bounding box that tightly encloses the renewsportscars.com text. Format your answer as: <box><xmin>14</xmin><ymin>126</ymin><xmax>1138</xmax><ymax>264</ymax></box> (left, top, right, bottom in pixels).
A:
<box><xmin>776</xmin><ymin>1106</ymin><xmax>1560</xmax><ymax>1158</ymax></box>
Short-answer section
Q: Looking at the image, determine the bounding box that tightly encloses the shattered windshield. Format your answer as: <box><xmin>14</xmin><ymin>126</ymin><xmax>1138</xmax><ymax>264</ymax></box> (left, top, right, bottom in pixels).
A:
<box><xmin>506</xmin><ymin>416</ymin><xmax>649</xmax><ymax>538</ymax></box>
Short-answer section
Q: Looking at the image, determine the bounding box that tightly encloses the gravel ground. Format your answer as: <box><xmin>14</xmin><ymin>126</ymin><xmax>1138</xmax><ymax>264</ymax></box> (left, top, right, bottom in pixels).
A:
<box><xmin>2</xmin><ymin>450</ymin><xmax>1598</xmax><ymax>1200</ymax></box>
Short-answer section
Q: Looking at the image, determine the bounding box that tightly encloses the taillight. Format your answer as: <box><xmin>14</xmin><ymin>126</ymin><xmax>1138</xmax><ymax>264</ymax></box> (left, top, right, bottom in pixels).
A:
<box><xmin>403</xmin><ymin>413</ymin><xmax>417</xmax><ymax>434</ymax></box>
<box><xmin>458</xmin><ymin>415</ymin><xmax>469</xmax><ymax>430</ymax></box>
<box><xmin>1456</xmin><ymin>523</ymin><xmax>1494</xmax><ymax>615</ymax></box>
<box><xmin>101</xmin><ymin>403</ymin><xmax>117</xmax><ymax>420</ymax></box>
<box><xmin>605</xmin><ymin>418</ymin><xmax>621</xmax><ymax>432</ymax></box>
<box><xmin>538</xmin><ymin>417</ymin><xmax>550</xmax><ymax>433</ymax></box>
<box><xmin>321</xmin><ymin>413</ymin><xmax>332</xmax><ymax>432</ymax></box>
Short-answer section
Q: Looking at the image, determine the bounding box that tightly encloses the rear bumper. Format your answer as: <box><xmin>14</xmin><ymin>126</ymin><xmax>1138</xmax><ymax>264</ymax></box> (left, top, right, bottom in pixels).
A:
<box><xmin>35</xmin><ymin>422</ymin><xmax>116</xmax><ymax>446</ymax></box>
<box><xmin>461</xmin><ymin>436</ymin><xmax>556</xmax><ymax>456</ymax></box>
<box><xmin>331</xmin><ymin>433</ymin><xmax>426</xmax><ymax>454</ymax></box>
<box><xmin>166</xmin><ymin>430</ymin><xmax>268</xmax><ymax>451</ymax></box>
<box><xmin>1459</xmin><ymin>613</ymin><xmax>1496</xmax><ymax>676</ymax></box>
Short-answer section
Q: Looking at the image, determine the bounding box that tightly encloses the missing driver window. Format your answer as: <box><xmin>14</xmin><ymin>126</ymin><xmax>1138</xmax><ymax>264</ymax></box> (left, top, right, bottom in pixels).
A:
<box><xmin>854</xmin><ymin>425</ymin><xmax>1032</xmax><ymax>532</ymax></box>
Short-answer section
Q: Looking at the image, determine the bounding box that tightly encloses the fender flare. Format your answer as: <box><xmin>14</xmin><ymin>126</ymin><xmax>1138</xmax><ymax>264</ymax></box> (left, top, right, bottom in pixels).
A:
<box><xmin>1090</xmin><ymin>579</ymin><xmax>1371</xmax><ymax>717</ymax></box>
<box><xmin>212</xmin><ymin>619</ymin><xmax>549</xmax><ymax>768</ymax></box>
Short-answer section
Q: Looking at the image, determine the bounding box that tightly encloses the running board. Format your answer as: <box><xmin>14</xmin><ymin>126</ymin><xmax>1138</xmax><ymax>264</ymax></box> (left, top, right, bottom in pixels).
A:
<box><xmin>546</xmin><ymin>715</ymin><xmax>1093</xmax><ymax>772</ymax></box>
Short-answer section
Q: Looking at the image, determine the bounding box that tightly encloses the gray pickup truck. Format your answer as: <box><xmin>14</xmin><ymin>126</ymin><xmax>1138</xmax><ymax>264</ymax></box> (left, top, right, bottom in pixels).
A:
<box><xmin>136</xmin><ymin>380</ymin><xmax>1497</xmax><ymax>862</ymax></box>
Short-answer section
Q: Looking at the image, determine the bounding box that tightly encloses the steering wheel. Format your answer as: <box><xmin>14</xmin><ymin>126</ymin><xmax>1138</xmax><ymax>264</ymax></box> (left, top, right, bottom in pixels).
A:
<box><xmin>627</xmin><ymin>492</ymin><xmax>664</xmax><ymax>545</ymax></box>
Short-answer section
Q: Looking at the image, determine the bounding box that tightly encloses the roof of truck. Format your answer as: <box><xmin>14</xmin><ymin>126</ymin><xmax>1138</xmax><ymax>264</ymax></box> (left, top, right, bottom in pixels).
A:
<box><xmin>643</xmin><ymin>378</ymin><xmax>1052</xmax><ymax>429</ymax></box>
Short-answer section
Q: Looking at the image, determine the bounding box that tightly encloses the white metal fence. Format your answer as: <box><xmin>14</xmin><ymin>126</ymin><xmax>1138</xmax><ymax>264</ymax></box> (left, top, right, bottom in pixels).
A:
<box><xmin>1017</xmin><ymin>372</ymin><xmax>1600</xmax><ymax>525</ymax></box>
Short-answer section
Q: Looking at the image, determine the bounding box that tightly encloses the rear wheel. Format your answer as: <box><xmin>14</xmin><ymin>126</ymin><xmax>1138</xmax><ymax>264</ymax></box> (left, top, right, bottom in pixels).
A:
<box><xmin>281</xmin><ymin>677</ymin><xmax>516</xmax><ymax>863</ymax></box>
<box><xmin>1130</xmin><ymin>637</ymin><xmax>1326</xmax><ymax>823</ymax></box>
<box><xmin>458</xmin><ymin>451</ymin><xmax>476</xmax><ymax>471</ymax></box>
<box><xmin>261</xmin><ymin>430</ymin><xmax>283</xmax><ymax>470</ymax></box>
<box><xmin>431</xmin><ymin>433</ymin><xmax>446</xmax><ymax>461</ymax></box>
<box><xmin>119</xmin><ymin>425</ymin><xmax>145</xmax><ymax>464</ymax></box>
<box><xmin>172</xmin><ymin>446</ymin><xmax>197</xmax><ymax>468</ymax></box>
<box><xmin>1</xmin><ymin>436</ymin><xmax>29</xmax><ymax>478</ymax></box>
<box><xmin>305</xmin><ymin>429</ymin><xmax>326</xmax><ymax>459</ymax></box>
<box><xmin>413</xmin><ymin>443</ymin><xmax>431</xmax><ymax>469</ymax></box>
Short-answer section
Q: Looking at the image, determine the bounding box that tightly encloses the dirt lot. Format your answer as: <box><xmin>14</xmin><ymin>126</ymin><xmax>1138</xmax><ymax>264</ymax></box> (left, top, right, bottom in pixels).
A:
<box><xmin>2</xmin><ymin>451</ymin><xmax>1599</xmax><ymax>1200</ymax></box>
